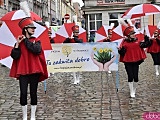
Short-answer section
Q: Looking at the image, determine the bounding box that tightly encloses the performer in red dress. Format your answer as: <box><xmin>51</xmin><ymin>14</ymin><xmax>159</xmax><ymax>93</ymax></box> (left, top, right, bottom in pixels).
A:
<box><xmin>9</xmin><ymin>17</ymin><xmax>48</xmax><ymax>120</ymax></box>
<box><xmin>63</xmin><ymin>25</ymin><xmax>83</xmax><ymax>84</ymax></box>
<box><xmin>118</xmin><ymin>22</ymin><xmax>149</xmax><ymax>98</ymax></box>
<box><xmin>146</xmin><ymin>29</ymin><xmax>160</xmax><ymax>76</ymax></box>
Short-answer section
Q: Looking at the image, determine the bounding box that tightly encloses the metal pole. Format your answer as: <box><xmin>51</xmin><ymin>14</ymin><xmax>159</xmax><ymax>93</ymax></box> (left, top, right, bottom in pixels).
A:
<box><xmin>151</xmin><ymin>0</ymin><xmax>156</xmax><ymax>26</ymax></box>
<box><xmin>153</xmin><ymin>14</ymin><xmax>154</xmax><ymax>26</ymax></box>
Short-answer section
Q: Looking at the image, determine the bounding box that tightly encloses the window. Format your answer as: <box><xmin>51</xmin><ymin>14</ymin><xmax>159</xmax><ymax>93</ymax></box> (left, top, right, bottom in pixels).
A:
<box><xmin>109</xmin><ymin>13</ymin><xmax>118</xmax><ymax>19</ymax></box>
<box><xmin>86</xmin><ymin>13</ymin><xmax>102</xmax><ymax>42</ymax></box>
<box><xmin>88</xmin><ymin>13</ymin><xmax>102</xmax><ymax>31</ymax></box>
<box><xmin>109</xmin><ymin>13</ymin><xmax>123</xmax><ymax>27</ymax></box>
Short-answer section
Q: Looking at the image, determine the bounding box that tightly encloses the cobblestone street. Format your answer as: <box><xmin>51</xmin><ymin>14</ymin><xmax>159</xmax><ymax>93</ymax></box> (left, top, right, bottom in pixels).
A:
<box><xmin>0</xmin><ymin>54</ymin><xmax>160</xmax><ymax>120</ymax></box>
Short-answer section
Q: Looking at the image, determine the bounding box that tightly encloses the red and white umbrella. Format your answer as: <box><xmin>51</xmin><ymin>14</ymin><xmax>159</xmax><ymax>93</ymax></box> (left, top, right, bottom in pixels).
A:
<box><xmin>1</xmin><ymin>10</ymin><xmax>42</xmax><ymax>21</ymax></box>
<box><xmin>0</xmin><ymin>20</ymin><xmax>52</xmax><ymax>68</ymax></box>
<box><xmin>110</xmin><ymin>25</ymin><xmax>124</xmax><ymax>46</ymax></box>
<box><xmin>54</xmin><ymin>23</ymin><xmax>87</xmax><ymax>43</ymax></box>
<box><xmin>111</xmin><ymin>24</ymin><xmax>144</xmax><ymax>46</ymax></box>
<box><xmin>141</xmin><ymin>25</ymin><xmax>157</xmax><ymax>38</ymax></box>
<box><xmin>95</xmin><ymin>25</ymin><xmax>125</xmax><ymax>47</ymax></box>
<box><xmin>95</xmin><ymin>25</ymin><xmax>111</xmax><ymax>42</ymax></box>
<box><xmin>122</xmin><ymin>3</ymin><xmax>160</xmax><ymax>19</ymax></box>
<box><xmin>95</xmin><ymin>25</ymin><xmax>124</xmax><ymax>42</ymax></box>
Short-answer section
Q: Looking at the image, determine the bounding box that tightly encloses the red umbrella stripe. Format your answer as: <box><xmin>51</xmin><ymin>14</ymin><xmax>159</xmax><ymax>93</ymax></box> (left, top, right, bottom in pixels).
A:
<box><xmin>148</xmin><ymin>25</ymin><xmax>157</xmax><ymax>37</ymax></box>
<box><xmin>122</xmin><ymin>4</ymin><xmax>160</xmax><ymax>19</ymax></box>
<box><xmin>79</xmin><ymin>26</ymin><xmax>87</xmax><ymax>42</ymax></box>
<box><xmin>3</xmin><ymin>21</ymin><xmax>52</xmax><ymax>50</ymax></box>
<box><xmin>1</xmin><ymin>10</ymin><xmax>42</xmax><ymax>21</ymax></box>
<box><xmin>143</xmin><ymin>4</ymin><xmax>160</xmax><ymax>13</ymax></box>
<box><xmin>38</xmin><ymin>29</ymin><xmax>52</xmax><ymax>50</ymax></box>
<box><xmin>0</xmin><ymin>11</ymin><xmax>15</xmax><ymax>20</ymax></box>
<box><xmin>110</xmin><ymin>25</ymin><xmax>124</xmax><ymax>42</ymax></box>
<box><xmin>95</xmin><ymin>25</ymin><xmax>112</xmax><ymax>42</ymax></box>
<box><xmin>64</xmin><ymin>23</ymin><xmax>75</xmax><ymax>37</ymax></box>
<box><xmin>111</xmin><ymin>31</ymin><xmax>123</xmax><ymax>41</ymax></box>
<box><xmin>0</xmin><ymin>43</ymin><xmax>13</xmax><ymax>59</ymax></box>
<box><xmin>54</xmin><ymin>23</ymin><xmax>75</xmax><ymax>43</ymax></box>
<box><xmin>122</xmin><ymin>7</ymin><xmax>144</xmax><ymax>18</ymax></box>
<box><xmin>122</xmin><ymin>7</ymin><xmax>132</xmax><ymax>17</ymax></box>
<box><xmin>54</xmin><ymin>23</ymin><xmax>86</xmax><ymax>43</ymax></box>
<box><xmin>96</xmin><ymin>26</ymin><xmax>107</xmax><ymax>37</ymax></box>
<box><xmin>79</xmin><ymin>32</ymin><xmax>87</xmax><ymax>42</ymax></box>
<box><xmin>54</xmin><ymin>34</ymin><xmax>66</xmax><ymax>43</ymax></box>
<box><xmin>5</xmin><ymin>20</ymin><xmax>21</xmax><ymax>39</ymax></box>
<box><xmin>30</xmin><ymin>11</ymin><xmax>42</xmax><ymax>21</ymax></box>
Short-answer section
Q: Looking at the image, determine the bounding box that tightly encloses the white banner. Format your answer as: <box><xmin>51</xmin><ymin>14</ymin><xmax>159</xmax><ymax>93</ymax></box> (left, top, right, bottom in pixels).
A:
<box><xmin>46</xmin><ymin>42</ymin><xmax>119</xmax><ymax>73</ymax></box>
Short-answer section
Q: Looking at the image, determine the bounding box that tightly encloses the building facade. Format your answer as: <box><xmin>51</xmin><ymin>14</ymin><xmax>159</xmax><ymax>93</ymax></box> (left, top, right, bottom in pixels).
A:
<box><xmin>82</xmin><ymin>0</ymin><xmax>160</xmax><ymax>38</ymax></box>
<box><xmin>0</xmin><ymin>0</ymin><xmax>77</xmax><ymax>26</ymax></box>
<box><xmin>73</xmin><ymin>2</ymin><xmax>84</xmax><ymax>26</ymax></box>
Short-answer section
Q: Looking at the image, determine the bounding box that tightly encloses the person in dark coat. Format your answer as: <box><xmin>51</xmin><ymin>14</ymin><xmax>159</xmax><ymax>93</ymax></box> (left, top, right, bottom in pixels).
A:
<box><xmin>146</xmin><ymin>29</ymin><xmax>160</xmax><ymax>76</ymax></box>
<box><xmin>9</xmin><ymin>17</ymin><xmax>48</xmax><ymax>120</ymax></box>
<box><xmin>118</xmin><ymin>25</ymin><xmax>150</xmax><ymax>98</ymax></box>
<box><xmin>63</xmin><ymin>25</ymin><xmax>83</xmax><ymax>43</ymax></box>
<box><xmin>103</xmin><ymin>29</ymin><xmax>112</xmax><ymax>42</ymax></box>
<box><xmin>63</xmin><ymin>25</ymin><xmax>82</xmax><ymax>84</ymax></box>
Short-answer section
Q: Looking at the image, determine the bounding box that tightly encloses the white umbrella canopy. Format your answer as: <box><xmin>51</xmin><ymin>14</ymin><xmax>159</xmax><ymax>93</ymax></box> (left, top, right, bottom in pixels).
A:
<box><xmin>54</xmin><ymin>23</ymin><xmax>87</xmax><ymax>43</ymax></box>
<box><xmin>140</xmin><ymin>25</ymin><xmax>158</xmax><ymax>38</ymax></box>
<box><xmin>0</xmin><ymin>21</ymin><xmax>51</xmax><ymax>68</ymax></box>
<box><xmin>1</xmin><ymin>10</ymin><xmax>42</xmax><ymax>21</ymax></box>
<box><xmin>95</xmin><ymin>25</ymin><xmax>111</xmax><ymax>42</ymax></box>
<box><xmin>122</xmin><ymin>3</ymin><xmax>160</xmax><ymax>19</ymax></box>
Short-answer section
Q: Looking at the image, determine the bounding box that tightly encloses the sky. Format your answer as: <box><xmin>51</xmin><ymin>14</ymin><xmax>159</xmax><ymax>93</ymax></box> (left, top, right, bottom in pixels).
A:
<box><xmin>72</xmin><ymin>0</ymin><xmax>84</xmax><ymax>7</ymax></box>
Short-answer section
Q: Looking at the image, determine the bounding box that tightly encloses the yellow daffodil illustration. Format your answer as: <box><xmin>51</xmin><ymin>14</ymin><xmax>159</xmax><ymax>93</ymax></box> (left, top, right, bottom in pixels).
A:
<box><xmin>93</xmin><ymin>47</ymin><xmax>113</xmax><ymax>64</ymax></box>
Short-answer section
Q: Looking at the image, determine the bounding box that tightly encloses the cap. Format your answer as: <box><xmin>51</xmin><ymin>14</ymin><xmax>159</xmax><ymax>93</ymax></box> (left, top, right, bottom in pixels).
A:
<box><xmin>72</xmin><ymin>25</ymin><xmax>79</xmax><ymax>32</ymax></box>
<box><xmin>123</xmin><ymin>26</ymin><xmax>135</xmax><ymax>36</ymax></box>
<box><xmin>19</xmin><ymin>17</ymin><xmax>36</xmax><ymax>29</ymax></box>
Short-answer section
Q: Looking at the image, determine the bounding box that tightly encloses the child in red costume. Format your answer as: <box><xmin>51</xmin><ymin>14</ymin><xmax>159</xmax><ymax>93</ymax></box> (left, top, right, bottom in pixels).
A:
<box><xmin>118</xmin><ymin>25</ymin><xmax>150</xmax><ymax>98</ymax></box>
<box><xmin>146</xmin><ymin>29</ymin><xmax>160</xmax><ymax>76</ymax></box>
<box><xmin>9</xmin><ymin>17</ymin><xmax>48</xmax><ymax>120</ymax></box>
<box><xmin>63</xmin><ymin>25</ymin><xmax>83</xmax><ymax>84</ymax></box>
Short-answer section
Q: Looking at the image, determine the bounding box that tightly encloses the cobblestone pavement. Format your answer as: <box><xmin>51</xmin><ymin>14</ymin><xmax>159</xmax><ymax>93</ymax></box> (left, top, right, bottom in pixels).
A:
<box><xmin>0</xmin><ymin>54</ymin><xmax>160</xmax><ymax>120</ymax></box>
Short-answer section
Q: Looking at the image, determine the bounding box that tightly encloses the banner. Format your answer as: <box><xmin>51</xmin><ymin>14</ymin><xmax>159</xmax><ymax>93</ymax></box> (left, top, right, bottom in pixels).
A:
<box><xmin>46</xmin><ymin>42</ymin><xmax>119</xmax><ymax>73</ymax></box>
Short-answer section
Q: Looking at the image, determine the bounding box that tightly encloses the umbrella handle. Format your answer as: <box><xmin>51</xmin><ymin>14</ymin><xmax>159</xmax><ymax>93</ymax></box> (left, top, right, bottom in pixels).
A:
<box><xmin>143</xmin><ymin>16</ymin><xmax>145</xmax><ymax>28</ymax></box>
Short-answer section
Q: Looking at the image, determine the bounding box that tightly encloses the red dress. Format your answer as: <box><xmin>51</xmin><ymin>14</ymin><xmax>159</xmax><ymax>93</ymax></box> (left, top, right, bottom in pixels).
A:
<box><xmin>147</xmin><ymin>38</ymin><xmax>160</xmax><ymax>53</ymax></box>
<box><xmin>9</xmin><ymin>37</ymin><xmax>48</xmax><ymax>82</ymax></box>
<box><xmin>120</xmin><ymin>40</ymin><xmax>146</xmax><ymax>63</ymax></box>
